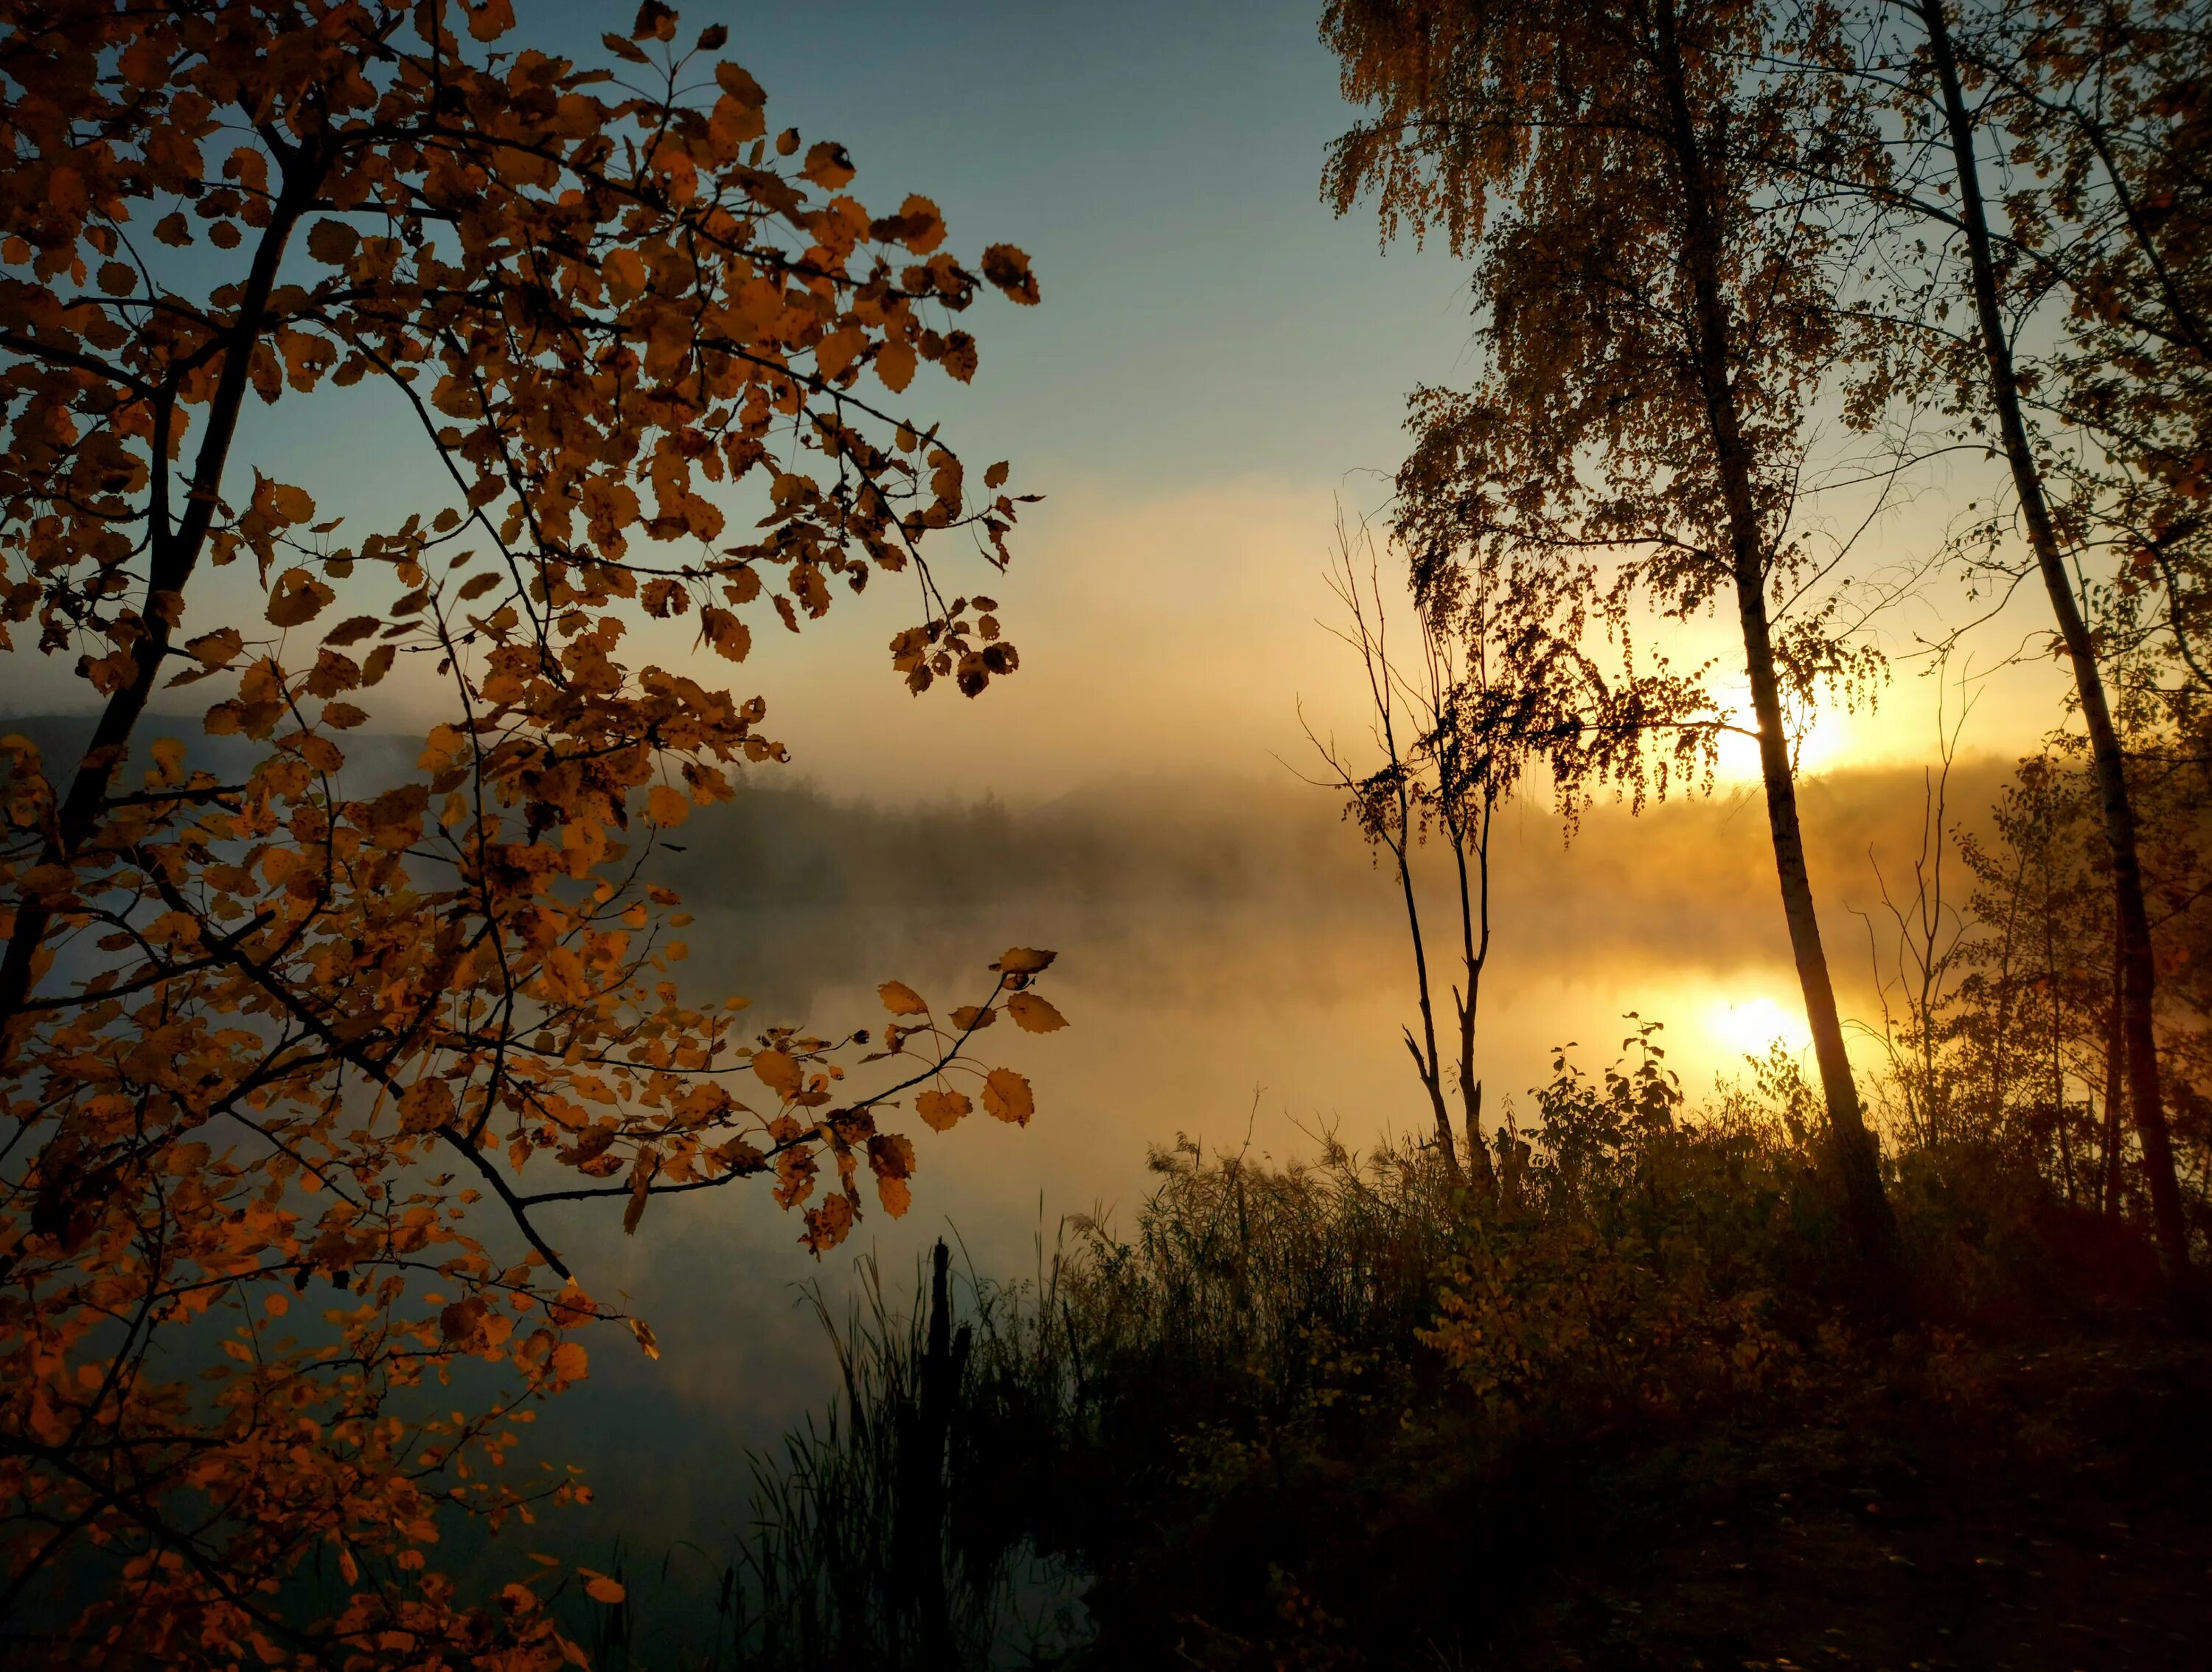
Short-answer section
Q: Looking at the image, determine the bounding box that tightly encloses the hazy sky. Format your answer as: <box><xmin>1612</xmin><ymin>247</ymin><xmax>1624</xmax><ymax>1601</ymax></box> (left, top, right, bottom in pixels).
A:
<box><xmin>648</xmin><ymin>0</ymin><xmax>2073</xmax><ymax>797</ymax></box>
<box><xmin>14</xmin><ymin>0</ymin><xmax>2078</xmax><ymax>797</ymax></box>
<box><xmin>592</xmin><ymin>1</ymin><xmax>2069</xmax><ymax>796</ymax></box>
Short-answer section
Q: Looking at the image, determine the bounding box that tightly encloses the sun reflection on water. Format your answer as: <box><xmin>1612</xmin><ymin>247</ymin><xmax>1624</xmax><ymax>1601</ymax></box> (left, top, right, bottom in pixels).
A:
<box><xmin>1706</xmin><ymin>993</ymin><xmax>1812</xmax><ymax>1058</ymax></box>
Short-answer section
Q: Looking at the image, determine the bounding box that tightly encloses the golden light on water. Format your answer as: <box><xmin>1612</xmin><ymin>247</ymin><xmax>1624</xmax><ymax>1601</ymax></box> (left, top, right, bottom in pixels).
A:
<box><xmin>1707</xmin><ymin>993</ymin><xmax>1812</xmax><ymax>1058</ymax></box>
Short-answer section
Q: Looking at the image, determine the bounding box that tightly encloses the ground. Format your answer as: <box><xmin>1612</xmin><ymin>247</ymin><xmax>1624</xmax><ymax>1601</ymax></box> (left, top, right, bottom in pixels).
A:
<box><xmin>1502</xmin><ymin>1335</ymin><xmax>2212</xmax><ymax>1672</ymax></box>
<box><xmin>1065</xmin><ymin>1329</ymin><xmax>2212</xmax><ymax>1671</ymax></box>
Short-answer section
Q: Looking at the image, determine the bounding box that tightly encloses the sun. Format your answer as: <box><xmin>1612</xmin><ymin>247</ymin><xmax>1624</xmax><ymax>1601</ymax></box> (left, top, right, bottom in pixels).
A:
<box><xmin>1708</xmin><ymin>993</ymin><xmax>1812</xmax><ymax>1058</ymax></box>
<box><xmin>1708</xmin><ymin>683</ymin><xmax>1863</xmax><ymax>783</ymax></box>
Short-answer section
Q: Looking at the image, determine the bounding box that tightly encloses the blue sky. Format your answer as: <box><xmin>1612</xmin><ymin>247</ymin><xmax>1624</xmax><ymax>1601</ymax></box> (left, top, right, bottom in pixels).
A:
<box><xmin>8</xmin><ymin>0</ymin><xmax>1486</xmax><ymax>793</ymax></box>
<box><xmin>658</xmin><ymin>0</ymin><xmax>1479</xmax><ymax>489</ymax></box>
<box><xmin>12</xmin><ymin>0</ymin><xmax>2060</xmax><ymax>797</ymax></box>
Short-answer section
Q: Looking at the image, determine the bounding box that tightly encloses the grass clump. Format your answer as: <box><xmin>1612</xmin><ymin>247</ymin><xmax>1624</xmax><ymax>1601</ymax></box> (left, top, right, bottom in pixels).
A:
<box><xmin>612</xmin><ymin>1023</ymin><xmax>2196</xmax><ymax>1668</ymax></box>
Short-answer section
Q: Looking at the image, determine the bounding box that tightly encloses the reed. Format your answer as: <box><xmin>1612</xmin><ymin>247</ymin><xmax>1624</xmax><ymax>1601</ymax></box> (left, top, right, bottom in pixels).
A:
<box><xmin>582</xmin><ymin>1037</ymin><xmax>2168</xmax><ymax>1668</ymax></box>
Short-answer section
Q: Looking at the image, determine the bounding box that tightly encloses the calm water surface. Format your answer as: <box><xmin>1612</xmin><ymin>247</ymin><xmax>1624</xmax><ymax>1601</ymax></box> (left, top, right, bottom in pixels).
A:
<box><xmin>525</xmin><ymin>830</ymin><xmax>1829</xmax><ymax>1555</ymax></box>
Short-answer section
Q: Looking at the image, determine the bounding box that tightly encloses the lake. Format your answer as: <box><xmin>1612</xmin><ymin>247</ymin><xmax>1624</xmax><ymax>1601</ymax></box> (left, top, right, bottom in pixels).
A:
<box><xmin>510</xmin><ymin>761</ymin><xmax>1980</xmax><ymax>1559</ymax></box>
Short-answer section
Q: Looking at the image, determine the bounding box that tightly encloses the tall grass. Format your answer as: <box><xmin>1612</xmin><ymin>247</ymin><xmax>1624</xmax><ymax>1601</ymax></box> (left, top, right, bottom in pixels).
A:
<box><xmin>588</xmin><ymin>1032</ymin><xmax>2171</xmax><ymax>1668</ymax></box>
<box><xmin>568</xmin><ymin>1238</ymin><xmax>1085</xmax><ymax>1671</ymax></box>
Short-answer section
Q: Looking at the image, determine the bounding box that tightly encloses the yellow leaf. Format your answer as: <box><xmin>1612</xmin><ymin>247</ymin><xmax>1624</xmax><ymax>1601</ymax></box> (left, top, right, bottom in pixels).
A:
<box><xmin>187</xmin><ymin>626</ymin><xmax>245</xmax><ymax>667</ymax></box>
<box><xmin>894</xmin><ymin>192</ymin><xmax>945</xmax><ymax>253</ymax></box>
<box><xmin>751</xmin><ymin>1049</ymin><xmax>801</xmax><ymax>1098</ymax></box>
<box><xmin>714</xmin><ymin>62</ymin><xmax>766</xmax><ymax>110</ymax></box>
<box><xmin>875</xmin><ymin>339</ymin><xmax>917</xmax><ymax>393</ymax></box>
<box><xmin>623</xmin><ymin>1157</ymin><xmax>653</xmax><ymax>1235</ymax></box>
<box><xmin>996</xmin><ymin>947</ymin><xmax>1057</xmax><ymax>975</ymax></box>
<box><xmin>699</xmin><ymin>605</ymin><xmax>751</xmax><ymax>662</ymax></box>
<box><xmin>802</xmin><ymin>139</ymin><xmax>855</xmax><ymax>189</ymax></box>
<box><xmin>582</xmin><ymin>1573</ymin><xmax>626</xmax><ymax>1605</ymax></box>
<box><xmin>604</xmin><ymin>247</ymin><xmax>648</xmax><ymax>299</ymax></box>
<box><xmin>398</xmin><ymin>1076</ymin><xmax>455</xmax><ymax>1133</ymax></box>
<box><xmin>981</xmin><ymin>243</ymin><xmax>1040</xmax><ymax>305</ymax></box>
<box><xmin>802</xmin><ymin>1193</ymin><xmax>855</xmax><ymax>1252</ymax></box>
<box><xmin>877</xmin><ymin>979</ymin><xmax>928</xmax><ymax>1016</ymax></box>
<box><xmin>550</xmin><ymin>1340</ymin><xmax>588</xmax><ymax>1381</ymax></box>
<box><xmin>917</xmin><ymin>1089</ymin><xmax>970</xmax><ymax>1131</ymax></box>
<box><xmin>266</xmin><ymin>567</ymin><xmax>335</xmax><ymax>628</ymax></box>
<box><xmin>647</xmin><ymin>784</ymin><xmax>689</xmax><ymax>827</ymax></box>
<box><xmin>815</xmin><ymin>327</ymin><xmax>865</xmax><ymax>381</ymax></box>
<box><xmin>868</xmin><ymin>1132</ymin><xmax>914</xmax><ymax>1216</ymax></box>
<box><xmin>466</xmin><ymin>0</ymin><xmax>514</xmax><ymax>41</ymax></box>
<box><xmin>982</xmin><ymin>1069</ymin><xmax>1033</xmax><ymax>1126</ymax></box>
<box><xmin>46</xmin><ymin>164</ymin><xmax>85</xmax><ymax>216</ymax></box>
<box><xmin>306</xmin><ymin>218</ymin><xmax>358</xmax><ymax>266</ymax></box>
<box><xmin>1006</xmin><ymin>992</ymin><xmax>1067</xmax><ymax>1033</ymax></box>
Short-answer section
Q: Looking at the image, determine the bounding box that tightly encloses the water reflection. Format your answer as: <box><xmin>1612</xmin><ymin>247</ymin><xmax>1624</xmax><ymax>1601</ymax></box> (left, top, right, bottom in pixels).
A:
<box><xmin>524</xmin><ymin>760</ymin><xmax>1914</xmax><ymax>1552</ymax></box>
<box><xmin>0</xmin><ymin>747</ymin><xmax>1958</xmax><ymax>1564</ymax></box>
<box><xmin>1</xmin><ymin>712</ymin><xmax>2004</xmax><ymax>1642</ymax></box>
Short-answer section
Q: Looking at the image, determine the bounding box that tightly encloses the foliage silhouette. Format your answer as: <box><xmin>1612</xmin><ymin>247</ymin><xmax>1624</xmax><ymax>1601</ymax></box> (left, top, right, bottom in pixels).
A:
<box><xmin>0</xmin><ymin>1</ymin><xmax>1060</xmax><ymax>1662</ymax></box>
<box><xmin>1323</xmin><ymin>0</ymin><xmax>1907</xmax><ymax>1294</ymax></box>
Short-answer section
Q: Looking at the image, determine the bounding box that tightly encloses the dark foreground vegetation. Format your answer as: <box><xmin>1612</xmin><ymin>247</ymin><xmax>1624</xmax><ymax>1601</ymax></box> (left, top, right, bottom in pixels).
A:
<box><xmin>5</xmin><ymin>0</ymin><xmax>2209</xmax><ymax>1662</ymax></box>
<box><xmin>581</xmin><ymin>1034</ymin><xmax>2210</xmax><ymax>1671</ymax></box>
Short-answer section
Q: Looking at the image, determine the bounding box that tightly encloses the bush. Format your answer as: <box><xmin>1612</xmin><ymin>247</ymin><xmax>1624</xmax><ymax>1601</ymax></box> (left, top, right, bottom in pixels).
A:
<box><xmin>1425</xmin><ymin>1024</ymin><xmax>1804</xmax><ymax>1423</ymax></box>
<box><xmin>634</xmin><ymin>1023</ymin><xmax>2176</xmax><ymax>1667</ymax></box>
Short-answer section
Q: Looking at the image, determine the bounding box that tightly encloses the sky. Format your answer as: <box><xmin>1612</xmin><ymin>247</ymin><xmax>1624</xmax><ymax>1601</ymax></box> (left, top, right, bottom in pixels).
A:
<box><xmin>552</xmin><ymin>0</ymin><xmax>2073</xmax><ymax>797</ymax></box>
<box><xmin>622</xmin><ymin>0</ymin><xmax>2073</xmax><ymax>797</ymax></box>
<box><xmin>1</xmin><ymin>0</ymin><xmax>2096</xmax><ymax>1097</ymax></box>
<box><xmin>10</xmin><ymin>0</ymin><xmax>2081</xmax><ymax>800</ymax></box>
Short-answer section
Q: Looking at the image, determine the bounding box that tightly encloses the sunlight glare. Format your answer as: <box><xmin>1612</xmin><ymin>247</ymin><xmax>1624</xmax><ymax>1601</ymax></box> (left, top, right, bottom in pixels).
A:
<box><xmin>1710</xmin><ymin>689</ymin><xmax>1859</xmax><ymax>783</ymax></box>
<box><xmin>1708</xmin><ymin>993</ymin><xmax>1812</xmax><ymax>1058</ymax></box>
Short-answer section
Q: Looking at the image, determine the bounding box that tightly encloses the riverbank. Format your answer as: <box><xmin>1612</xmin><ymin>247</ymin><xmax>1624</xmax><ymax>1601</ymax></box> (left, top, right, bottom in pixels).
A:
<box><xmin>574</xmin><ymin>1038</ymin><xmax>2209</xmax><ymax>1670</ymax></box>
<box><xmin>1121</xmin><ymin>1329</ymin><xmax>2212</xmax><ymax>1671</ymax></box>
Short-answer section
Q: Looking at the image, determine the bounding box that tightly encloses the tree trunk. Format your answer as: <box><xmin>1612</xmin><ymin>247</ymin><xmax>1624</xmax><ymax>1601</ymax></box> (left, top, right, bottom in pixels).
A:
<box><xmin>1450</xmin><ymin>796</ymin><xmax>1498</xmax><ymax>1194</ymax></box>
<box><xmin>0</xmin><ymin>147</ymin><xmax>326</xmax><ymax>1038</ymax></box>
<box><xmin>1919</xmin><ymin>0</ymin><xmax>2191</xmax><ymax>1282</ymax></box>
<box><xmin>1393</xmin><ymin>785</ymin><xmax>1462</xmax><ymax>1185</ymax></box>
<box><xmin>2102</xmin><ymin>948</ymin><xmax>2126</xmax><ymax>1217</ymax></box>
<box><xmin>1653</xmin><ymin>0</ymin><xmax>1904</xmax><ymax>1297</ymax></box>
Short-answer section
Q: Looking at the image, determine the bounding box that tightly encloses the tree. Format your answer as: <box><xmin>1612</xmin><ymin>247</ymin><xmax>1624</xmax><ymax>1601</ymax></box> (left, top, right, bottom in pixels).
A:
<box><xmin>1307</xmin><ymin>521</ymin><xmax>1492</xmax><ymax>1189</ymax></box>
<box><xmin>1958</xmin><ymin>751</ymin><xmax>2124</xmax><ymax>1204</ymax></box>
<box><xmin>1322</xmin><ymin>0</ymin><xmax>1905</xmax><ymax>1292</ymax></box>
<box><xmin>1862</xmin><ymin>0</ymin><xmax>2199</xmax><ymax>1281</ymax></box>
<box><xmin>0</xmin><ymin>1</ymin><xmax>1061</xmax><ymax>1662</ymax></box>
<box><xmin>1308</xmin><ymin>476</ymin><xmax>1715</xmax><ymax>1192</ymax></box>
<box><xmin>1784</xmin><ymin>0</ymin><xmax>2205</xmax><ymax>1279</ymax></box>
<box><xmin>1854</xmin><ymin>684</ymin><xmax>1975</xmax><ymax>1156</ymax></box>
<box><xmin>1989</xmin><ymin>0</ymin><xmax>2211</xmax><ymax>709</ymax></box>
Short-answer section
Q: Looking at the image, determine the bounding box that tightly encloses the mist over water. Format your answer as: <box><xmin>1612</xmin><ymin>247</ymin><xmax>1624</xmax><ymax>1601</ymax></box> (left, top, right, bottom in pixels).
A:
<box><xmin>2</xmin><ymin>711</ymin><xmax>2017</xmax><ymax>1547</ymax></box>
<box><xmin>487</xmin><ymin>757</ymin><xmax>2016</xmax><ymax>1550</ymax></box>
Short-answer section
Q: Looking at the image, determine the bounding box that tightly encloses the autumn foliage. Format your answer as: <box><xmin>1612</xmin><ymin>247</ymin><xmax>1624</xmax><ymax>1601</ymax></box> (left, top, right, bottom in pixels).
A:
<box><xmin>0</xmin><ymin>1</ymin><xmax>1061</xmax><ymax>1663</ymax></box>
